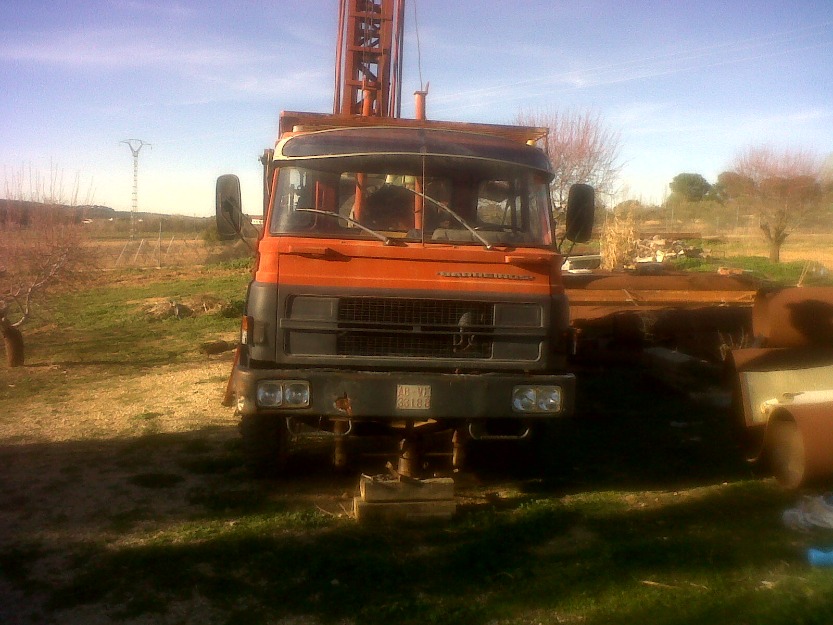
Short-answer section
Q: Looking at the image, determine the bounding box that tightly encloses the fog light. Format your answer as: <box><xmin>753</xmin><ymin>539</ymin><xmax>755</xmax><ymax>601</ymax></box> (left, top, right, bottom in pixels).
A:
<box><xmin>512</xmin><ymin>385</ymin><xmax>563</xmax><ymax>413</ymax></box>
<box><xmin>283</xmin><ymin>381</ymin><xmax>311</xmax><ymax>408</ymax></box>
<box><xmin>256</xmin><ymin>381</ymin><xmax>283</xmax><ymax>407</ymax></box>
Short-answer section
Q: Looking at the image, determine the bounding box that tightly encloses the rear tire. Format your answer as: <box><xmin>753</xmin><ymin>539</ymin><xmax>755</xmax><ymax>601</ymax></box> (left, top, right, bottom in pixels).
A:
<box><xmin>239</xmin><ymin>414</ymin><xmax>289</xmax><ymax>476</ymax></box>
<box><xmin>528</xmin><ymin>418</ymin><xmax>578</xmax><ymax>477</ymax></box>
<box><xmin>766</xmin><ymin>417</ymin><xmax>804</xmax><ymax>489</ymax></box>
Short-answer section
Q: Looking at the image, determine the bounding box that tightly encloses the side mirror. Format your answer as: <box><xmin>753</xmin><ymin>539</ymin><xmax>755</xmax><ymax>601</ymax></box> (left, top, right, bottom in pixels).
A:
<box><xmin>216</xmin><ymin>174</ymin><xmax>243</xmax><ymax>240</ymax></box>
<box><xmin>564</xmin><ymin>183</ymin><xmax>595</xmax><ymax>244</ymax></box>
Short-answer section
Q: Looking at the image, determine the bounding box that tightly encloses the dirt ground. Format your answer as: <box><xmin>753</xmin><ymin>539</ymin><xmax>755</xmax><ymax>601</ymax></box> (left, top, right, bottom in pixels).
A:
<box><xmin>0</xmin><ymin>357</ymin><xmax>237</xmax><ymax>622</ymax></box>
<box><xmin>0</xmin><ymin>354</ymin><xmax>375</xmax><ymax>624</ymax></box>
<box><xmin>1</xmin><ymin>343</ymin><xmax>747</xmax><ymax>623</ymax></box>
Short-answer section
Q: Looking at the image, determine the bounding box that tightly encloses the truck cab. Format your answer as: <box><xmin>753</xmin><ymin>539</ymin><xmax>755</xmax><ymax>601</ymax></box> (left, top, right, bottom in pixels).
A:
<box><xmin>217</xmin><ymin>111</ymin><xmax>594</xmax><ymax>474</ymax></box>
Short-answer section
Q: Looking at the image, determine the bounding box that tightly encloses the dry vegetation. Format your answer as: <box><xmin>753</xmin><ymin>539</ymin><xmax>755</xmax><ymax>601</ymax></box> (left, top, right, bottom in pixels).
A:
<box><xmin>599</xmin><ymin>207</ymin><xmax>638</xmax><ymax>270</ymax></box>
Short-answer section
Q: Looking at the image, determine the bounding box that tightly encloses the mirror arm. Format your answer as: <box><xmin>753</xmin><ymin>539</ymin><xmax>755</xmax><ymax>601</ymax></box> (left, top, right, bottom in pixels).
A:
<box><xmin>230</xmin><ymin>212</ymin><xmax>257</xmax><ymax>253</ymax></box>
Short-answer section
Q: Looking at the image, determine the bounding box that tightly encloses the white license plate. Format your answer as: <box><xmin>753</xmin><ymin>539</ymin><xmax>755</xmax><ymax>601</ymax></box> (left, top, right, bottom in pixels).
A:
<box><xmin>396</xmin><ymin>384</ymin><xmax>432</xmax><ymax>410</ymax></box>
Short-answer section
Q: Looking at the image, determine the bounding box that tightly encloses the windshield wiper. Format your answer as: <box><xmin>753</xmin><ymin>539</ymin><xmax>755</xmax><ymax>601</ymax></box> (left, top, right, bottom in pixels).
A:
<box><xmin>294</xmin><ymin>208</ymin><xmax>396</xmax><ymax>245</ymax></box>
<box><xmin>401</xmin><ymin>188</ymin><xmax>493</xmax><ymax>250</ymax></box>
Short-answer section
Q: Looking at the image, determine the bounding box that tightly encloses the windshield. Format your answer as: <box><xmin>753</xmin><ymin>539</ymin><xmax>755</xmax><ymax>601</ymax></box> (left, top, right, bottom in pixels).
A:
<box><xmin>269</xmin><ymin>160</ymin><xmax>553</xmax><ymax>247</ymax></box>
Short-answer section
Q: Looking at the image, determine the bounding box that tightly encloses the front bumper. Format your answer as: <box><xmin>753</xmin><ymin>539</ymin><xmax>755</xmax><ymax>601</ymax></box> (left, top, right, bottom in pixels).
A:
<box><xmin>230</xmin><ymin>366</ymin><xmax>575</xmax><ymax>420</ymax></box>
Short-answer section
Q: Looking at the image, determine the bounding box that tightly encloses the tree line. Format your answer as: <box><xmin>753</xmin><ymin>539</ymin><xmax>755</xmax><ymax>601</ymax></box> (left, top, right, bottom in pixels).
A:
<box><xmin>515</xmin><ymin>109</ymin><xmax>831</xmax><ymax>264</ymax></box>
<box><xmin>667</xmin><ymin>147</ymin><xmax>832</xmax><ymax>262</ymax></box>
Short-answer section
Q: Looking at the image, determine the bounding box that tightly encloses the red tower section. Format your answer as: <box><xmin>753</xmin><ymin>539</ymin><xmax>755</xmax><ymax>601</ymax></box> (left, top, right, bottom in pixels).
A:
<box><xmin>334</xmin><ymin>0</ymin><xmax>405</xmax><ymax>118</ymax></box>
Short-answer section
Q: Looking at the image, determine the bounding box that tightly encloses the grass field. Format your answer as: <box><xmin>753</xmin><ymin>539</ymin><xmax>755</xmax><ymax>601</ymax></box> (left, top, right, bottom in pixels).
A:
<box><xmin>692</xmin><ymin>231</ymin><xmax>833</xmax><ymax>276</ymax></box>
<box><xmin>2</xmin><ymin>244</ymin><xmax>833</xmax><ymax>624</ymax></box>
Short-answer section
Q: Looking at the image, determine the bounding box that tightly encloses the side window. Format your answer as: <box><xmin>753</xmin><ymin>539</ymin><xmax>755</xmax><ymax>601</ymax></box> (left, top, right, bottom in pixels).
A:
<box><xmin>277</xmin><ymin>168</ymin><xmax>304</xmax><ymax>213</ymax></box>
<box><xmin>271</xmin><ymin>167</ymin><xmax>341</xmax><ymax>233</ymax></box>
<box><xmin>468</xmin><ymin>176</ymin><xmax>549</xmax><ymax>245</ymax></box>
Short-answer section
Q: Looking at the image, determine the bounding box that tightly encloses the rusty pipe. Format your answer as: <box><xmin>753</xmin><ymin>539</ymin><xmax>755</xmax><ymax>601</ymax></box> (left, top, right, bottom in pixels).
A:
<box><xmin>765</xmin><ymin>401</ymin><xmax>833</xmax><ymax>488</ymax></box>
<box><xmin>362</xmin><ymin>87</ymin><xmax>375</xmax><ymax>117</ymax></box>
<box><xmin>414</xmin><ymin>89</ymin><xmax>428</xmax><ymax>121</ymax></box>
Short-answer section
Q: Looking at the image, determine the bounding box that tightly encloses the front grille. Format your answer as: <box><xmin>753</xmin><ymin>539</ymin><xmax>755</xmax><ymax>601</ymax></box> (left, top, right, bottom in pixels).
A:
<box><xmin>336</xmin><ymin>298</ymin><xmax>494</xmax><ymax>358</ymax></box>
<box><xmin>338</xmin><ymin>298</ymin><xmax>493</xmax><ymax>326</ymax></box>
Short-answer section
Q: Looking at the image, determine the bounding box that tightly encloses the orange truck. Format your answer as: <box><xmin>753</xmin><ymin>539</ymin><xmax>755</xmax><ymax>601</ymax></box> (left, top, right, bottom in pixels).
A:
<box><xmin>214</xmin><ymin>0</ymin><xmax>594</xmax><ymax>475</ymax></box>
<box><xmin>216</xmin><ymin>110</ymin><xmax>594</xmax><ymax>475</ymax></box>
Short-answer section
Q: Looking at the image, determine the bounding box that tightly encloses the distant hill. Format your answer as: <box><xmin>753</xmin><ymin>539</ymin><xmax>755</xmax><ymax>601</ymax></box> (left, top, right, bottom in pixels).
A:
<box><xmin>0</xmin><ymin>199</ymin><xmax>117</xmax><ymax>222</ymax></box>
<box><xmin>80</xmin><ymin>204</ymin><xmax>118</xmax><ymax>219</ymax></box>
<box><xmin>0</xmin><ymin>200</ymin><xmax>213</xmax><ymax>225</ymax></box>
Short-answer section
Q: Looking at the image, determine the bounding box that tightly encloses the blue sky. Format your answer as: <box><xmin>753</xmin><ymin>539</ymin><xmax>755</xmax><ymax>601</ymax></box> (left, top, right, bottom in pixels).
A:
<box><xmin>1</xmin><ymin>0</ymin><xmax>831</xmax><ymax>216</ymax></box>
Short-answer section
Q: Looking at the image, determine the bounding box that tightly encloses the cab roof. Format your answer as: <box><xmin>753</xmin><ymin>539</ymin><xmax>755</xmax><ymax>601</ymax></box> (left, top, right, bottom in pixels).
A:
<box><xmin>278</xmin><ymin>111</ymin><xmax>549</xmax><ymax>145</ymax></box>
<box><xmin>275</xmin><ymin>112</ymin><xmax>552</xmax><ymax>175</ymax></box>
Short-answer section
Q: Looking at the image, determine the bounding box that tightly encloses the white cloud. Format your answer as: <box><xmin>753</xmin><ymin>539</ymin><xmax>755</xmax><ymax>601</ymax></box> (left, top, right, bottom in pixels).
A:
<box><xmin>106</xmin><ymin>0</ymin><xmax>193</xmax><ymax>19</ymax></box>
<box><xmin>0</xmin><ymin>29</ymin><xmax>271</xmax><ymax>69</ymax></box>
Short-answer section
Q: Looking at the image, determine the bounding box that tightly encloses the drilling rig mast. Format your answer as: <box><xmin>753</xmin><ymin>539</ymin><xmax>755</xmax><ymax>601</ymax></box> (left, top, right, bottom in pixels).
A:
<box><xmin>333</xmin><ymin>0</ymin><xmax>405</xmax><ymax>118</ymax></box>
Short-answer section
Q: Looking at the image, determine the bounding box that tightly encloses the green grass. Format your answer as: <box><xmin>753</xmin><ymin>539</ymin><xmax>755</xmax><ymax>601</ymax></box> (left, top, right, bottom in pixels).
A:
<box><xmin>8</xmin><ymin>370</ymin><xmax>828</xmax><ymax>625</ymax></box>
<box><xmin>0</xmin><ymin>265</ymin><xmax>250</xmax><ymax>413</ymax></box>
<box><xmin>4</xmin><ymin>255</ymin><xmax>833</xmax><ymax>624</ymax></box>
<box><xmin>9</xmin><ymin>265</ymin><xmax>249</xmax><ymax>373</ymax></box>
<box><xmin>672</xmin><ymin>253</ymin><xmax>833</xmax><ymax>286</ymax></box>
<box><xmin>38</xmin><ymin>481</ymin><xmax>833</xmax><ymax>625</ymax></box>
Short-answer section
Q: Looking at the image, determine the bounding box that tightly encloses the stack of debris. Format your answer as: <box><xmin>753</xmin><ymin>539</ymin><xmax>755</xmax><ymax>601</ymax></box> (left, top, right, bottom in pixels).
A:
<box><xmin>631</xmin><ymin>236</ymin><xmax>710</xmax><ymax>265</ymax></box>
<box><xmin>563</xmin><ymin>236</ymin><xmax>716</xmax><ymax>274</ymax></box>
<box><xmin>354</xmin><ymin>475</ymin><xmax>456</xmax><ymax>523</ymax></box>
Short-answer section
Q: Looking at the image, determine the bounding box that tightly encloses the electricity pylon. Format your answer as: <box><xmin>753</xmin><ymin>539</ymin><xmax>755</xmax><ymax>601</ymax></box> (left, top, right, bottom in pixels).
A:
<box><xmin>120</xmin><ymin>139</ymin><xmax>151</xmax><ymax>239</ymax></box>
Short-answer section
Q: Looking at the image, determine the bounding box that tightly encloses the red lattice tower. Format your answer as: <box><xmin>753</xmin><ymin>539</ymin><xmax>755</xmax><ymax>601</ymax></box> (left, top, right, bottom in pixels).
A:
<box><xmin>334</xmin><ymin>0</ymin><xmax>405</xmax><ymax>117</ymax></box>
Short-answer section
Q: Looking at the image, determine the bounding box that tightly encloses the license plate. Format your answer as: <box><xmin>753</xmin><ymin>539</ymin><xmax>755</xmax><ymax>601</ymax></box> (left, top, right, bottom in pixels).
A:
<box><xmin>396</xmin><ymin>384</ymin><xmax>432</xmax><ymax>410</ymax></box>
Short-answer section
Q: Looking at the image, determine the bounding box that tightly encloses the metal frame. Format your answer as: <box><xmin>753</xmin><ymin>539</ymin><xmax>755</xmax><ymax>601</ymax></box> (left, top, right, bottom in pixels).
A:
<box><xmin>334</xmin><ymin>0</ymin><xmax>405</xmax><ymax>117</ymax></box>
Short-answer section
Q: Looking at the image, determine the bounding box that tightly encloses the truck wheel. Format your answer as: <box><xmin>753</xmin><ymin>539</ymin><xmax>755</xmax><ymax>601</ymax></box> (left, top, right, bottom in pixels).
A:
<box><xmin>529</xmin><ymin>420</ymin><xmax>572</xmax><ymax>476</ymax></box>
<box><xmin>239</xmin><ymin>414</ymin><xmax>289</xmax><ymax>476</ymax></box>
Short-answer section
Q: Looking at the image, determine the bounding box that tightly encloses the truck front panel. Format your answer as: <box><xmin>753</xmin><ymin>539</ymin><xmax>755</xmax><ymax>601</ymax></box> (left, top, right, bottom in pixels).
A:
<box><xmin>226</xmin><ymin>118</ymin><xmax>583</xmax><ymax>467</ymax></box>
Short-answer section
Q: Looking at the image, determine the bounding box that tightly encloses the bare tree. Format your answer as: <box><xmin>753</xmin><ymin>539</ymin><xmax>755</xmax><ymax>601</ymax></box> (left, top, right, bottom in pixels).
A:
<box><xmin>515</xmin><ymin>108</ymin><xmax>622</xmax><ymax>214</ymax></box>
<box><xmin>0</xmin><ymin>168</ymin><xmax>96</xmax><ymax>367</ymax></box>
<box><xmin>730</xmin><ymin>146</ymin><xmax>827</xmax><ymax>262</ymax></box>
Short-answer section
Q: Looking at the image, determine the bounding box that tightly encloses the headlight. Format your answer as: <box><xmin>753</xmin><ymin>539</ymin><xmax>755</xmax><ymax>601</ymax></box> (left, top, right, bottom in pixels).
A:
<box><xmin>512</xmin><ymin>385</ymin><xmax>562</xmax><ymax>413</ymax></box>
<box><xmin>283</xmin><ymin>381</ymin><xmax>311</xmax><ymax>408</ymax></box>
<box><xmin>536</xmin><ymin>387</ymin><xmax>562</xmax><ymax>412</ymax></box>
<box><xmin>256</xmin><ymin>380</ymin><xmax>310</xmax><ymax>408</ymax></box>
<box><xmin>256</xmin><ymin>381</ymin><xmax>283</xmax><ymax>407</ymax></box>
<box><xmin>511</xmin><ymin>387</ymin><xmax>537</xmax><ymax>412</ymax></box>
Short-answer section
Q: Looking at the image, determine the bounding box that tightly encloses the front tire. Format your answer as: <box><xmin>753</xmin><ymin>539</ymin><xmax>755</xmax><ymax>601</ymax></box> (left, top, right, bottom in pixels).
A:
<box><xmin>239</xmin><ymin>414</ymin><xmax>289</xmax><ymax>476</ymax></box>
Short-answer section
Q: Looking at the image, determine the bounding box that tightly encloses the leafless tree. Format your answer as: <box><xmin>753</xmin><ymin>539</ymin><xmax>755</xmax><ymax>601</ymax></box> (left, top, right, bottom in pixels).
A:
<box><xmin>729</xmin><ymin>146</ymin><xmax>827</xmax><ymax>262</ymax></box>
<box><xmin>515</xmin><ymin>108</ymin><xmax>623</xmax><ymax>215</ymax></box>
<box><xmin>1</xmin><ymin>167</ymin><xmax>96</xmax><ymax>367</ymax></box>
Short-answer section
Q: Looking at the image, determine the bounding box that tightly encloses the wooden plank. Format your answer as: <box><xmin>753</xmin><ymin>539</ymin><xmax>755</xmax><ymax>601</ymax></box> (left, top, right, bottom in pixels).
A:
<box><xmin>566</xmin><ymin>289</ymin><xmax>756</xmax><ymax>306</ymax></box>
<box><xmin>562</xmin><ymin>272</ymin><xmax>760</xmax><ymax>291</ymax></box>
<box><xmin>359</xmin><ymin>476</ymin><xmax>454</xmax><ymax>503</ymax></box>
<box><xmin>354</xmin><ymin>498</ymin><xmax>457</xmax><ymax>523</ymax></box>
